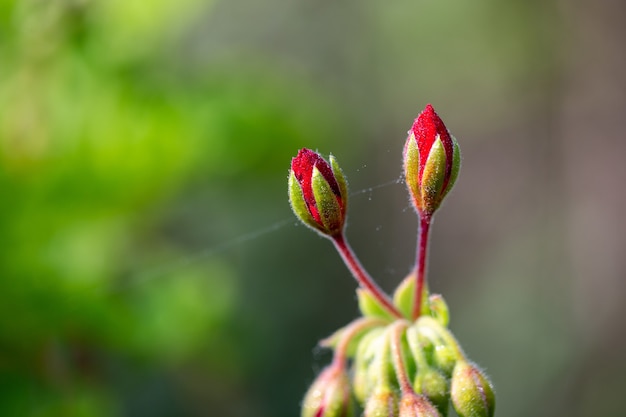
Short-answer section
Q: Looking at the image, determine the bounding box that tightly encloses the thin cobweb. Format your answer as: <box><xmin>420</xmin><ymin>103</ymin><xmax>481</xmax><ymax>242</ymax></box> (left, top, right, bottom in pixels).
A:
<box><xmin>118</xmin><ymin>175</ymin><xmax>406</xmax><ymax>291</ymax></box>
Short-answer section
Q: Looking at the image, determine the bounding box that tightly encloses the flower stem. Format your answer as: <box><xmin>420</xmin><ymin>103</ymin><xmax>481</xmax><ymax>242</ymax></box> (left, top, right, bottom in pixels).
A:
<box><xmin>331</xmin><ymin>317</ymin><xmax>386</xmax><ymax>369</ymax></box>
<box><xmin>412</xmin><ymin>215</ymin><xmax>432</xmax><ymax>321</ymax></box>
<box><xmin>332</xmin><ymin>234</ymin><xmax>403</xmax><ymax>319</ymax></box>
<box><xmin>390</xmin><ymin>320</ymin><xmax>413</xmax><ymax>395</ymax></box>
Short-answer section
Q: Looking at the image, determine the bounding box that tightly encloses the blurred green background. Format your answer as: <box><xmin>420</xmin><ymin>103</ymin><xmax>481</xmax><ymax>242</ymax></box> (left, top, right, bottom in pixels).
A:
<box><xmin>1</xmin><ymin>0</ymin><xmax>625</xmax><ymax>416</ymax></box>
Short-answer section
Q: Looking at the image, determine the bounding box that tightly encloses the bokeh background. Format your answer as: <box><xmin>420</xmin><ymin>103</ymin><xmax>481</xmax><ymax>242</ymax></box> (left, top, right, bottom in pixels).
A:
<box><xmin>1</xmin><ymin>0</ymin><xmax>625</xmax><ymax>416</ymax></box>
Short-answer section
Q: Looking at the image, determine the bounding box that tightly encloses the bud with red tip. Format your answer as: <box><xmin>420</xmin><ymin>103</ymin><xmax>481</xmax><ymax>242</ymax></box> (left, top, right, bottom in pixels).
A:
<box><xmin>289</xmin><ymin>148</ymin><xmax>348</xmax><ymax>237</ymax></box>
<box><xmin>399</xmin><ymin>391</ymin><xmax>441</xmax><ymax>417</ymax></box>
<box><xmin>364</xmin><ymin>385</ymin><xmax>399</xmax><ymax>417</ymax></box>
<box><xmin>302</xmin><ymin>365</ymin><xmax>355</xmax><ymax>417</ymax></box>
<box><xmin>403</xmin><ymin>104</ymin><xmax>460</xmax><ymax>218</ymax></box>
<box><xmin>450</xmin><ymin>361</ymin><xmax>495</xmax><ymax>417</ymax></box>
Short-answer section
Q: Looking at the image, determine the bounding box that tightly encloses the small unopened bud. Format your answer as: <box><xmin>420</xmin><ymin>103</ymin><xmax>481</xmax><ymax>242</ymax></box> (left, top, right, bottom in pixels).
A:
<box><xmin>399</xmin><ymin>391</ymin><xmax>441</xmax><ymax>417</ymax></box>
<box><xmin>414</xmin><ymin>368</ymin><xmax>449</xmax><ymax>416</ymax></box>
<box><xmin>415</xmin><ymin>317</ymin><xmax>462</xmax><ymax>376</ymax></box>
<box><xmin>302</xmin><ymin>365</ymin><xmax>354</xmax><ymax>417</ymax></box>
<box><xmin>364</xmin><ymin>385</ymin><xmax>399</xmax><ymax>417</ymax></box>
<box><xmin>289</xmin><ymin>148</ymin><xmax>348</xmax><ymax>237</ymax></box>
<box><xmin>403</xmin><ymin>104</ymin><xmax>460</xmax><ymax>218</ymax></box>
<box><xmin>450</xmin><ymin>361</ymin><xmax>495</xmax><ymax>417</ymax></box>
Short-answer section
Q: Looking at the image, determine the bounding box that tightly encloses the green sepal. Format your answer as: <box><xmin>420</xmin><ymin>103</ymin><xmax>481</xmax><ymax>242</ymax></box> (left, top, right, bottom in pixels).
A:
<box><xmin>421</xmin><ymin>137</ymin><xmax>447</xmax><ymax>214</ymax></box>
<box><xmin>428</xmin><ymin>294</ymin><xmax>450</xmax><ymax>327</ymax></box>
<box><xmin>289</xmin><ymin>170</ymin><xmax>321</xmax><ymax>232</ymax></box>
<box><xmin>330</xmin><ymin>155</ymin><xmax>348</xmax><ymax>215</ymax></box>
<box><xmin>393</xmin><ymin>274</ymin><xmax>414</xmax><ymax>319</ymax></box>
<box><xmin>441</xmin><ymin>136</ymin><xmax>461</xmax><ymax>200</ymax></box>
<box><xmin>393</xmin><ymin>274</ymin><xmax>431</xmax><ymax>320</ymax></box>
<box><xmin>403</xmin><ymin>134</ymin><xmax>422</xmax><ymax>209</ymax></box>
<box><xmin>312</xmin><ymin>166</ymin><xmax>343</xmax><ymax>235</ymax></box>
<box><xmin>357</xmin><ymin>288</ymin><xmax>395</xmax><ymax>321</ymax></box>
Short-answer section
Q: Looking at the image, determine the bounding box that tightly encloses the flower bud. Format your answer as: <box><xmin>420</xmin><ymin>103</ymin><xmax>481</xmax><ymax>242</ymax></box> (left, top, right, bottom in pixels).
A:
<box><xmin>289</xmin><ymin>148</ymin><xmax>348</xmax><ymax>237</ymax></box>
<box><xmin>450</xmin><ymin>361</ymin><xmax>495</xmax><ymax>417</ymax></box>
<box><xmin>364</xmin><ymin>385</ymin><xmax>399</xmax><ymax>417</ymax></box>
<box><xmin>413</xmin><ymin>368</ymin><xmax>449</xmax><ymax>416</ymax></box>
<box><xmin>399</xmin><ymin>392</ymin><xmax>441</xmax><ymax>417</ymax></box>
<box><xmin>414</xmin><ymin>317</ymin><xmax>462</xmax><ymax>376</ymax></box>
<box><xmin>403</xmin><ymin>104</ymin><xmax>460</xmax><ymax>217</ymax></box>
<box><xmin>302</xmin><ymin>365</ymin><xmax>354</xmax><ymax>417</ymax></box>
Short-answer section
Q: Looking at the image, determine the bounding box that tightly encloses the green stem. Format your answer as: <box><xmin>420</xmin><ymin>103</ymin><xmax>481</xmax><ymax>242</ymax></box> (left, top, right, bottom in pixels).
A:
<box><xmin>389</xmin><ymin>320</ymin><xmax>413</xmax><ymax>395</ymax></box>
<box><xmin>405</xmin><ymin>325</ymin><xmax>429</xmax><ymax>370</ymax></box>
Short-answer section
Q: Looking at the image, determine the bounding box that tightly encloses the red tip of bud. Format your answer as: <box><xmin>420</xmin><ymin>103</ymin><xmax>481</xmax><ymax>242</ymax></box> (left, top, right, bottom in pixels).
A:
<box><xmin>302</xmin><ymin>365</ymin><xmax>354</xmax><ymax>417</ymax></box>
<box><xmin>291</xmin><ymin>149</ymin><xmax>342</xmax><ymax>224</ymax></box>
<box><xmin>403</xmin><ymin>104</ymin><xmax>461</xmax><ymax>217</ymax></box>
<box><xmin>289</xmin><ymin>148</ymin><xmax>348</xmax><ymax>237</ymax></box>
<box><xmin>410</xmin><ymin>104</ymin><xmax>454</xmax><ymax>188</ymax></box>
<box><xmin>399</xmin><ymin>391</ymin><xmax>441</xmax><ymax>417</ymax></box>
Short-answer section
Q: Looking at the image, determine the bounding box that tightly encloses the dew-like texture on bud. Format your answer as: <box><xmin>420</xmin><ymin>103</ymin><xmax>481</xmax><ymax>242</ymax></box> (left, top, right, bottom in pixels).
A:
<box><xmin>289</xmin><ymin>149</ymin><xmax>347</xmax><ymax>236</ymax></box>
<box><xmin>302</xmin><ymin>365</ymin><xmax>354</xmax><ymax>417</ymax></box>
<box><xmin>403</xmin><ymin>104</ymin><xmax>461</xmax><ymax>217</ymax></box>
<box><xmin>364</xmin><ymin>385</ymin><xmax>399</xmax><ymax>417</ymax></box>
<box><xmin>399</xmin><ymin>392</ymin><xmax>441</xmax><ymax>417</ymax></box>
<box><xmin>450</xmin><ymin>361</ymin><xmax>495</xmax><ymax>417</ymax></box>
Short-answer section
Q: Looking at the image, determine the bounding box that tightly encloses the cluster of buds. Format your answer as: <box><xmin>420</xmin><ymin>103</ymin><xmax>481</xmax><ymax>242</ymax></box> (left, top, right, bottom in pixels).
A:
<box><xmin>289</xmin><ymin>104</ymin><xmax>495</xmax><ymax>417</ymax></box>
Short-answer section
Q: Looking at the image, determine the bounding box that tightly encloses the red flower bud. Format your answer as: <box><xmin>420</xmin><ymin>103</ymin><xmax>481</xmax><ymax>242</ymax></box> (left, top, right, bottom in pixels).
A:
<box><xmin>403</xmin><ymin>104</ymin><xmax>460</xmax><ymax>218</ymax></box>
<box><xmin>289</xmin><ymin>148</ymin><xmax>348</xmax><ymax>237</ymax></box>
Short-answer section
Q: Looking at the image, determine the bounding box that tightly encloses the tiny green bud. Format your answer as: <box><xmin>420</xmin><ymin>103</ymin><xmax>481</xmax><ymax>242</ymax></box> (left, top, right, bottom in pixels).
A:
<box><xmin>450</xmin><ymin>361</ymin><xmax>495</xmax><ymax>417</ymax></box>
<box><xmin>302</xmin><ymin>365</ymin><xmax>354</xmax><ymax>417</ymax></box>
<box><xmin>403</xmin><ymin>104</ymin><xmax>461</xmax><ymax>218</ymax></box>
<box><xmin>399</xmin><ymin>392</ymin><xmax>441</xmax><ymax>417</ymax></box>
<box><xmin>364</xmin><ymin>385</ymin><xmax>399</xmax><ymax>417</ymax></box>
<box><xmin>415</xmin><ymin>318</ymin><xmax>462</xmax><ymax>376</ymax></box>
<box><xmin>414</xmin><ymin>368</ymin><xmax>449</xmax><ymax>416</ymax></box>
<box><xmin>289</xmin><ymin>148</ymin><xmax>348</xmax><ymax>237</ymax></box>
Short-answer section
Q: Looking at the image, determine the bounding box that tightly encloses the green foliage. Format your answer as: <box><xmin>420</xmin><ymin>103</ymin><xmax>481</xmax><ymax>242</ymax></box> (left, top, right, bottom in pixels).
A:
<box><xmin>0</xmin><ymin>1</ymin><xmax>345</xmax><ymax>415</ymax></box>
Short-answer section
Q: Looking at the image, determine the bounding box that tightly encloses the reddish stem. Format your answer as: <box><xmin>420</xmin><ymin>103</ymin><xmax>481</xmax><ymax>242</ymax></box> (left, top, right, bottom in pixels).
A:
<box><xmin>332</xmin><ymin>234</ymin><xmax>403</xmax><ymax>319</ymax></box>
<box><xmin>412</xmin><ymin>216</ymin><xmax>432</xmax><ymax>320</ymax></box>
<box><xmin>331</xmin><ymin>317</ymin><xmax>386</xmax><ymax>369</ymax></box>
<box><xmin>390</xmin><ymin>321</ymin><xmax>413</xmax><ymax>394</ymax></box>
